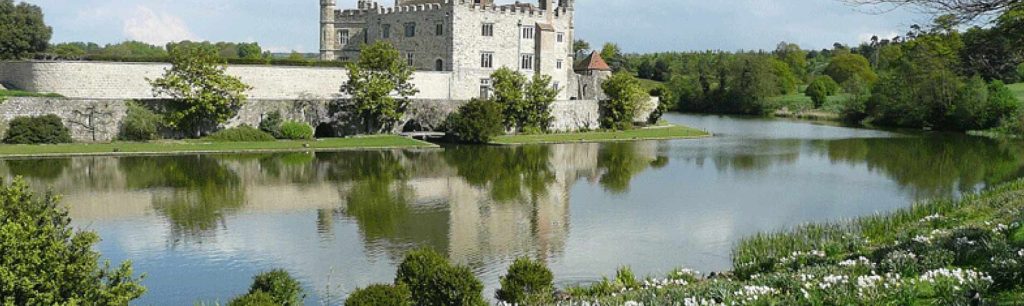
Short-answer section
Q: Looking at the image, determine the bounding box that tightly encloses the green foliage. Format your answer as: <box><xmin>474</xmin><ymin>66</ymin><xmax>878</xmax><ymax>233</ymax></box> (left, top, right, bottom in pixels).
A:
<box><xmin>3</xmin><ymin>114</ymin><xmax>72</xmax><ymax>144</ymax></box>
<box><xmin>824</xmin><ymin>52</ymin><xmax>878</xmax><ymax>85</ymax></box>
<box><xmin>445</xmin><ymin>98</ymin><xmax>504</xmax><ymax>144</ymax></box>
<box><xmin>523</xmin><ymin>74</ymin><xmax>558</xmax><ymax>130</ymax></box>
<box><xmin>121</xmin><ymin>102</ymin><xmax>163</xmax><ymax>141</ymax></box>
<box><xmin>205</xmin><ymin>125</ymin><xmax>276</xmax><ymax>142</ymax></box>
<box><xmin>341</xmin><ymin>41</ymin><xmax>418</xmax><ymax>133</ymax></box>
<box><xmin>228</xmin><ymin>291</ymin><xmax>277</xmax><ymax>306</ymax></box>
<box><xmin>149</xmin><ymin>43</ymin><xmax>251</xmax><ymax>138</ymax></box>
<box><xmin>774</xmin><ymin>42</ymin><xmax>808</xmax><ymax>81</ymax></box>
<box><xmin>237</xmin><ymin>42</ymin><xmax>263</xmax><ymax>59</ymax></box>
<box><xmin>259</xmin><ymin>111</ymin><xmax>283</xmax><ymax>138</ymax></box>
<box><xmin>805</xmin><ymin>76</ymin><xmax>840</xmax><ymax>108</ymax></box>
<box><xmin>0</xmin><ymin>178</ymin><xmax>146</xmax><ymax>304</ymax></box>
<box><xmin>49</xmin><ymin>43</ymin><xmax>86</xmax><ymax>59</ymax></box>
<box><xmin>345</xmin><ymin>284</ymin><xmax>413</xmax><ymax>306</ymax></box>
<box><xmin>279</xmin><ymin>121</ymin><xmax>314</xmax><ymax>140</ymax></box>
<box><xmin>1018</xmin><ymin>63</ymin><xmax>1024</xmax><ymax>81</ymax></box>
<box><xmin>600</xmin><ymin>43</ymin><xmax>624</xmax><ymax>71</ymax></box>
<box><xmin>395</xmin><ymin>248</ymin><xmax>486</xmax><ymax>306</ymax></box>
<box><xmin>0</xmin><ymin>0</ymin><xmax>51</xmax><ymax>59</ymax></box>
<box><xmin>648</xmin><ymin>85</ymin><xmax>674</xmax><ymax>123</ymax></box>
<box><xmin>496</xmin><ymin>257</ymin><xmax>555</xmax><ymax>304</ymax></box>
<box><xmin>600</xmin><ymin>72</ymin><xmax>647</xmax><ymax>130</ymax></box>
<box><xmin>247</xmin><ymin>269</ymin><xmax>304</xmax><ymax>305</ymax></box>
<box><xmin>615</xmin><ymin>266</ymin><xmax>640</xmax><ymax>290</ymax></box>
<box><xmin>488</xmin><ymin>68</ymin><xmax>557</xmax><ymax>132</ymax></box>
<box><xmin>573</xmin><ymin>39</ymin><xmax>591</xmax><ymax>54</ymax></box>
<box><xmin>769</xmin><ymin>58</ymin><xmax>800</xmax><ymax>94</ymax></box>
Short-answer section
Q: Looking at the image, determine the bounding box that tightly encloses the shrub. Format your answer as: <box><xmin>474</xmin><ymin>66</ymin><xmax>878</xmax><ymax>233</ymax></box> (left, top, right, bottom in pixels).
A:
<box><xmin>228</xmin><ymin>291</ymin><xmax>277</xmax><ymax>306</ymax></box>
<box><xmin>0</xmin><ymin>178</ymin><xmax>146</xmax><ymax>304</ymax></box>
<box><xmin>805</xmin><ymin>76</ymin><xmax>839</xmax><ymax>108</ymax></box>
<box><xmin>345</xmin><ymin>284</ymin><xmax>412</xmax><ymax>306</ymax></box>
<box><xmin>445</xmin><ymin>98</ymin><xmax>504</xmax><ymax>144</ymax></box>
<box><xmin>206</xmin><ymin>125</ymin><xmax>276</xmax><ymax>142</ymax></box>
<box><xmin>3</xmin><ymin>114</ymin><xmax>72</xmax><ymax>144</ymax></box>
<box><xmin>395</xmin><ymin>248</ymin><xmax>486</xmax><ymax>306</ymax></box>
<box><xmin>279</xmin><ymin>121</ymin><xmax>314</xmax><ymax>140</ymax></box>
<box><xmin>247</xmin><ymin>269</ymin><xmax>304</xmax><ymax>305</ymax></box>
<box><xmin>648</xmin><ymin>85</ymin><xmax>674</xmax><ymax>124</ymax></box>
<box><xmin>121</xmin><ymin>102</ymin><xmax>163</xmax><ymax>141</ymax></box>
<box><xmin>496</xmin><ymin>257</ymin><xmax>555</xmax><ymax>304</ymax></box>
<box><xmin>601</xmin><ymin>72</ymin><xmax>647</xmax><ymax>130</ymax></box>
<box><xmin>259</xmin><ymin>111</ymin><xmax>283</xmax><ymax>138</ymax></box>
<box><xmin>615</xmin><ymin>266</ymin><xmax>640</xmax><ymax>290</ymax></box>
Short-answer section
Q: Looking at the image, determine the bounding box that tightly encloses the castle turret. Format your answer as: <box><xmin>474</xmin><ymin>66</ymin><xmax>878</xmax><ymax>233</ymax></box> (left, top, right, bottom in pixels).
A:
<box><xmin>320</xmin><ymin>0</ymin><xmax>337</xmax><ymax>60</ymax></box>
<box><xmin>358</xmin><ymin>0</ymin><xmax>374</xmax><ymax>9</ymax></box>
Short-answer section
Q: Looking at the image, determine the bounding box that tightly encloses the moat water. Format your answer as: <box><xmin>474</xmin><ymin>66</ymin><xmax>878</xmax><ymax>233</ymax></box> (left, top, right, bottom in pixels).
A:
<box><xmin>3</xmin><ymin>113</ymin><xmax>1023</xmax><ymax>304</ymax></box>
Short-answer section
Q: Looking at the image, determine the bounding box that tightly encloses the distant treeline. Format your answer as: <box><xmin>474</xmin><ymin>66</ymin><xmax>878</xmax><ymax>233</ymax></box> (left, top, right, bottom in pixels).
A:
<box><xmin>36</xmin><ymin>40</ymin><xmax>341</xmax><ymax>67</ymax></box>
<box><xmin>599</xmin><ymin>5</ymin><xmax>1024</xmax><ymax>134</ymax></box>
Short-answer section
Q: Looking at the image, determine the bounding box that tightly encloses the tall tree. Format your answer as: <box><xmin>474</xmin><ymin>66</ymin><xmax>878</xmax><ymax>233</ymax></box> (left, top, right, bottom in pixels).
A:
<box><xmin>491</xmin><ymin>67</ymin><xmax>529</xmax><ymax>130</ymax></box>
<box><xmin>341</xmin><ymin>41</ymin><xmax>418</xmax><ymax>133</ymax></box>
<box><xmin>573</xmin><ymin>39</ymin><xmax>591</xmax><ymax>55</ymax></box>
<box><xmin>523</xmin><ymin>74</ymin><xmax>559</xmax><ymax>131</ymax></box>
<box><xmin>600</xmin><ymin>72</ymin><xmax>647</xmax><ymax>130</ymax></box>
<box><xmin>237</xmin><ymin>42</ymin><xmax>263</xmax><ymax>59</ymax></box>
<box><xmin>0</xmin><ymin>178</ymin><xmax>146</xmax><ymax>304</ymax></box>
<box><xmin>0</xmin><ymin>0</ymin><xmax>51</xmax><ymax>59</ymax></box>
<box><xmin>601</xmin><ymin>43</ymin><xmax>624</xmax><ymax>71</ymax></box>
<box><xmin>149</xmin><ymin>44</ymin><xmax>252</xmax><ymax>138</ymax></box>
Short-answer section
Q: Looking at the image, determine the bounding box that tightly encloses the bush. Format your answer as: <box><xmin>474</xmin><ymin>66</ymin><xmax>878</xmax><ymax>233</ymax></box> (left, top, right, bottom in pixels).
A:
<box><xmin>601</xmin><ymin>72</ymin><xmax>647</xmax><ymax>130</ymax></box>
<box><xmin>445</xmin><ymin>98</ymin><xmax>504</xmax><ymax>144</ymax></box>
<box><xmin>259</xmin><ymin>111</ymin><xmax>283</xmax><ymax>138</ymax></box>
<box><xmin>228</xmin><ymin>291</ymin><xmax>277</xmax><ymax>306</ymax></box>
<box><xmin>3</xmin><ymin>114</ymin><xmax>72</xmax><ymax>144</ymax></box>
<box><xmin>0</xmin><ymin>178</ymin><xmax>146</xmax><ymax>304</ymax></box>
<box><xmin>206</xmin><ymin>125</ymin><xmax>276</xmax><ymax>142</ymax></box>
<box><xmin>496</xmin><ymin>257</ymin><xmax>555</xmax><ymax>304</ymax></box>
<box><xmin>806</xmin><ymin>76</ymin><xmax>840</xmax><ymax>108</ymax></box>
<box><xmin>395</xmin><ymin>248</ymin><xmax>486</xmax><ymax>306</ymax></box>
<box><xmin>247</xmin><ymin>269</ymin><xmax>304</xmax><ymax>305</ymax></box>
<box><xmin>345</xmin><ymin>284</ymin><xmax>412</xmax><ymax>306</ymax></box>
<box><xmin>648</xmin><ymin>85</ymin><xmax>674</xmax><ymax>124</ymax></box>
<box><xmin>279</xmin><ymin>121</ymin><xmax>314</xmax><ymax>140</ymax></box>
<box><xmin>121</xmin><ymin>102</ymin><xmax>163</xmax><ymax>141</ymax></box>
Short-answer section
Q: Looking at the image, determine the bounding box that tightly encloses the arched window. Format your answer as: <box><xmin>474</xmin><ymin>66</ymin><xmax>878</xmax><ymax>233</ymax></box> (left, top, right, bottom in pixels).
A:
<box><xmin>435</xmin><ymin>59</ymin><xmax>444</xmax><ymax>71</ymax></box>
<box><xmin>582</xmin><ymin>84</ymin><xmax>589</xmax><ymax>98</ymax></box>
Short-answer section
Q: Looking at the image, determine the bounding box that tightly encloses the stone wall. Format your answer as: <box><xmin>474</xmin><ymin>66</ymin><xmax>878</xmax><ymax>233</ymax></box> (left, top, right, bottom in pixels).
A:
<box><xmin>0</xmin><ymin>97</ymin><xmax>129</xmax><ymax>142</ymax></box>
<box><xmin>0</xmin><ymin>61</ymin><xmax>453</xmax><ymax>100</ymax></box>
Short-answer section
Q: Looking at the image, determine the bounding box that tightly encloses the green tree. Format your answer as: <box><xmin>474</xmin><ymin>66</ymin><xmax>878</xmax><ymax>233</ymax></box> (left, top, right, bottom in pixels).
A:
<box><xmin>288</xmin><ymin>51</ymin><xmax>306</xmax><ymax>61</ymax></box>
<box><xmin>0</xmin><ymin>178</ymin><xmax>146</xmax><ymax>304</ymax></box>
<box><xmin>104</xmin><ymin>40</ymin><xmax>167</xmax><ymax>58</ymax></box>
<box><xmin>806</xmin><ymin>76</ymin><xmax>840</xmax><ymax>108</ymax></box>
<box><xmin>600</xmin><ymin>72</ymin><xmax>647</xmax><ymax>130</ymax></box>
<box><xmin>573</xmin><ymin>39</ymin><xmax>591</xmax><ymax>55</ymax></box>
<box><xmin>149</xmin><ymin>43</ymin><xmax>251</xmax><ymax>138</ymax></box>
<box><xmin>601</xmin><ymin>42</ymin><xmax>624</xmax><ymax>71</ymax></box>
<box><xmin>769</xmin><ymin>58</ymin><xmax>799</xmax><ymax>94</ymax></box>
<box><xmin>346</xmin><ymin>284</ymin><xmax>413</xmax><ymax>306</ymax></box>
<box><xmin>341</xmin><ymin>41</ymin><xmax>419</xmax><ymax>133</ymax></box>
<box><xmin>247</xmin><ymin>269</ymin><xmax>304</xmax><ymax>305</ymax></box>
<box><xmin>395</xmin><ymin>248</ymin><xmax>486</xmax><ymax>306</ymax></box>
<box><xmin>446</xmin><ymin>98</ymin><xmax>504</xmax><ymax>144</ymax></box>
<box><xmin>0</xmin><ymin>0</ymin><xmax>51</xmax><ymax>59</ymax></box>
<box><xmin>50</xmin><ymin>43</ymin><xmax>86</xmax><ymax>59</ymax></box>
<box><xmin>774</xmin><ymin>42</ymin><xmax>808</xmax><ymax>80</ymax></box>
<box><xmin>824</xmin><ymin>53</ymin><xmax>878</xmax><ymax>84</ymax></box>
<box><xmin>523</xmin><ymin>73</ymin><xmax>559</xmax><ymax>132</ymax></box>
<box><xmin>496</xmin><ymin>257</ymin><xmax>555</xmax><ymax>304</ymax></box>
<box><xmin>491</xmin><ymin>67</ymin><xmax>528</xmax><ymax>130</ymax></box>
<box><xmin>237</xmin><ymin>42</ymin><xmax>263</xmax><ymax>59</ymax></box>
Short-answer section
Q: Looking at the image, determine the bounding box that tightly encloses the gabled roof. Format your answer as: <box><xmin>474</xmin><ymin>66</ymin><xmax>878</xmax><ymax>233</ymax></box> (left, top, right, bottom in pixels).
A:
<box><xmin>574</xmin><ymin>51</ymin><xmax>611</xmax><ymax>72</ymax></box>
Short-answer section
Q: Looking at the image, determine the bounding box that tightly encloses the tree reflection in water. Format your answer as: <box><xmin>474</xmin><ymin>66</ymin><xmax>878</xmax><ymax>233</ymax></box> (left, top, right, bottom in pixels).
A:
<box><xmin>443</xmin><ymin>145</ymin><xmax>555</xmax><ymax>203</ymax></box>
<box><xmin>596</xmin><ymin>142</ymin><xmax>669</xmax><ymax>194</ymax></box>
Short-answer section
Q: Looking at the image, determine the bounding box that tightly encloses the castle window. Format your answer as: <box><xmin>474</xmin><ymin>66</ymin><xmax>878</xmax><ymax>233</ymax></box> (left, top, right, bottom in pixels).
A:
<box><xmin>406</xmin><ymin>52</ymin><xmax>415</xmax><ymax>66</ymax></box>
<box><xmin>481</xmin><ymin>52</ymin><xmax>493</xmax><ymax>68</ymax></box>
<box><xmin>404</xmin><ymin>22</ymin><xmax>416</xmax><ymax>37</ymax></box>
<box><xmin>521</xmin><ymin>54</ymin><xmax>534</xmax><ymax>70</ymax></box>
<box><xmin>557</xmin><ymin>32</ymin><xmax>565</xmax><ymax>43</ymax></box>
<box><xmin>556</xmin><ymin>59</ymin><xmax>563</xmax><ymax>70</ymax></box>
<box><xmin>435</xmin><ymin>59</ymin><xmax>444</xmax><ymax>71</ymax></box>
<box><xmin>522</xmin><ymin>27</ymin><xmax>534</xmax><ymax>39</ymax></box>
<box><xmin>553</xmin><ymin>81</ymin><xmax>560</xmax><ymax>92</ymax></box>
<box><xmin>435</xmin><ymin>23</ymin><xmax>444</xmax><ymax>36</ymax></box>
<box><xmin>382</xmin><ymin>24</ymin><xmax>391</xmax><ymax>39</ymax></box>
<box><xmin>480</xmin><ymin>79</ymin><xmax>492</xmax><ymax>99</ymax></box>
<box><xmin>482</xmin><ymin>23</ymin><xmax>494</xmax><ymax>37</ymax></box>
<box><xmin>339</xmin><ymin>29</ymin><xmax>350</xmax><ymax>45</ymax></box>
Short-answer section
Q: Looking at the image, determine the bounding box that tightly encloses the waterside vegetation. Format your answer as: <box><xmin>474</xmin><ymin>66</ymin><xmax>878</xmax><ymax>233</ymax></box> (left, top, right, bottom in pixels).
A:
<box><xmin>0</xmin><ymin>136</ymin><xmax>436</xmax><ymax>157</ymax></box>
<box><xmin>492</xmin><ymin>125</ymin><xmax>709</xmax><ymax>145</ymax></box>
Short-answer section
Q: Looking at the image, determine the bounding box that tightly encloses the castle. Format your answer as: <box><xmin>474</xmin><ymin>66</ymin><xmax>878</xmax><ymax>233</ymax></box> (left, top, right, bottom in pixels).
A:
<box><xmin>319</xmin><ymin>0</ymin><xmax>611</xmax><ymax>101</ymax></box>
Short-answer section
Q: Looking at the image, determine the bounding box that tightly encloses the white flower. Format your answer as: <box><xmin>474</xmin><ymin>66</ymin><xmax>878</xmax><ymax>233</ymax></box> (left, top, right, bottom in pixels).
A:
<box><xmin>1018</xmin><ymin>249</ymin><xmax>1024</xmax><ymax>257</ymax></box>
<box><xmin>994</xmin><ymin>223</ymin><xmax>1010</xmax><ymax>233</ymax></box>
<box><xmin>912</xmin><ymin>235</ymin><xmax>931</xmax><ymax>244</ymax></box>
<box><xmin>624</xmin><ymin>301</ymin><xmax>642</xmax><ymax>306</ymax></box>
<box><xmin>839</xmin><ymin>256</ymin><xmax>874</xmax><ymax>267</ymax></box>
<box><xmin>684</xmin><ymin>297</ymin><xmax>722</xmax><ymax>306</ymax></box>
<box><xmin>920</xmin><ymin>213</ymin><xmax>942</xmax><ymax>222</ymax></box>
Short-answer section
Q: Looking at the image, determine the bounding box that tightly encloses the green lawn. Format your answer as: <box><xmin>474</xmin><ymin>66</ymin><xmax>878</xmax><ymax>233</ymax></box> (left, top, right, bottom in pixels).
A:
<box><xmin>1010</xmin><ymin>82</ymin><xmax>1024</xmax><ymax>101</ymax></box>
<box><xmin>767</xmin><ymin>92</ymin><xmax>851</xmax><ymax>113</ymax></box>
<box><xmin>0</xmin><ymin>135</ymin><xmax>436</xmax><ymax>157</ymax></box>
<box><xmin>0</xmin><ymin>89</ymin><xmax>63</xmax><ymax>98</ymax></box>
<box><xmin>492</xmin><ymin>125</ymin><xmax>710</xmax><ymax>145</ymax></box>
<box><xmin>636</xmin><ymin>78</ymin><xmax>665</xmax><ymax>93</ymax></box>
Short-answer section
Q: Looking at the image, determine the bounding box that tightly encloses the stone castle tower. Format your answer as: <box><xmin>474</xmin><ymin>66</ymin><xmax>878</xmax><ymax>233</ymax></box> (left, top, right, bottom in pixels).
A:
<box><xmin>320</xmin><ymin>0</ymin><xmax>584</xmax><ymax>100</ymax></box>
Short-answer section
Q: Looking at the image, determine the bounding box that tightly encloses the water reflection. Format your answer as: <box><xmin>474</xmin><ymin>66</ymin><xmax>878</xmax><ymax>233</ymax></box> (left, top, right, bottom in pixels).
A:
<box><xmin>1</xmin><ymin>115</ymin><xmax>1024</xmax><ymax>304</ymax></box>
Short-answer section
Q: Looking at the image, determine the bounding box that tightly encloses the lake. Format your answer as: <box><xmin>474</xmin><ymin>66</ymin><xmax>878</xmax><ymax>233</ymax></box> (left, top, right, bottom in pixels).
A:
<box><xmin>3</xmin><ymin>113</ymin><xmax>1022</xmax><ymax>304</ymax></box>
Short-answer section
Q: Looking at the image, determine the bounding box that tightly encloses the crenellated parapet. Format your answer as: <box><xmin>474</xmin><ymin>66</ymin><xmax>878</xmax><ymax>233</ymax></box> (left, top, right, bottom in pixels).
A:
<box><xmin>459</xmin><ymin>0</ymin><xmax>570</xmax><ymax>18</ymax></box>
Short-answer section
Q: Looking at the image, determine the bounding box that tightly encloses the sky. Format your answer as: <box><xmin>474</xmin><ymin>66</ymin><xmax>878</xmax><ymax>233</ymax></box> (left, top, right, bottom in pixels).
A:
<box><xmin>18</xmin><ymin>0</ymin><xmax>932</xmax><ymax>53</ymax></box>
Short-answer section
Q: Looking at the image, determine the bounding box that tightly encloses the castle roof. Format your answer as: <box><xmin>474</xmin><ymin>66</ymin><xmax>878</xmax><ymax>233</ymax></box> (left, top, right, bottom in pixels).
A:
<box><xmin>575</xmin><ymin>51</ymin><xmax>611</xmax><ymax>72</ymax></box>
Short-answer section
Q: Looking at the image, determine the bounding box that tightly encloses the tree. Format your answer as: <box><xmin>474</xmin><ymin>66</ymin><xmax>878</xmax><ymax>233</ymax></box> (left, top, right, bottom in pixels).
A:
<box><xmin>237</xmin><ymin>42</ymin><xmax>263</xmax><ymax>59</ymax></box>
<box><xmin>573</xmin><ymin>39</ymin><xmax>591</xmax><ymax>55</ymax></box>
<box><xmin>149</xmin><ymin>43</ymin><xmax>252</xmax><ymax>138</ymax></box>
<box><xmin>491</xmin><ymin>67</ymin><xmax>528</xmax><ymax>129</ymax></box>
<box><xmin>496</xmin><ymin>257</ymin><xmax>554</xmax><ymax>305</ymax></box>
<box><xmin>824</xmin><ymin>53</ymin><xmax>878</xmax><ymax>84</ymax></box>
<box><xmin>288</xmin><ymin>51</ymin><xmax>306</xmax><ymax>61</ymax></box>
<box><xmin>841</xmin><ymin>0</ymin><xmax>1019</xmax><ymax>20</ymax></box>
<box><xmin>774</xmin><ymin>42</ymin><xmax>808</xmax><ymax>80</ymax></box>
<box><xmin>806</xmin><ymin>76</ymin><xmax>839</xmax><ymax>108</ymax></box>
<box><xmin>0</xmin><ymin>0</ymin><xmax>52</xmax><ymax>59</ymax></box>
<box><xmin>601</xmin><ymin>43</ymin><xmax>624</xmax><ymax>71</ymax></box>
<box><xmin>523</xmin><ymin>74</ymin><xmax>559</xmax><ymax>131</ymax></box>
<box><xmin>446</xmin><ymin>98</ymin><xmax>504</xmax><ymax>144</ymax></box>
<box><xmin>50</xmin><ymin>43</ymin><xmax>86</xmax><ymax>59</ymax></box>
<box><xmin>600</xmin><ymin>72</ymin><xmax>647</xmax><ymax>130</ymax></box>
<box><xmin>341</xmin><ymin>41</ymin><xmax>419</xmax><ymax>134</ymax></box>
<box><xmin>0</xmin><ymin>178</ymin><xmax>146</xmax><ymax>304</ymax></box>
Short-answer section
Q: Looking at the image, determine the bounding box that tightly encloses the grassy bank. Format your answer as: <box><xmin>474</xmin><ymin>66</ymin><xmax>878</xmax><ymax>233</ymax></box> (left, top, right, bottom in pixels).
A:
<box><xmin>0</xmin><ymin>135</ymin><xmax>436</xmax><ymax>157</ymax></box>
<box><xmin>768</xmin><ymin>92</ymin><xmax>850</xmax><ymax>120</ymax></box>
<box><xmin>492</xmin><ymin>125</ymin><xmax>710</xmax><ymax>145</ymax></box>
<box><xmin>0</xmin><ymin>89</ymin><xmax>63</xmax><ymax>98</ymax></box>
<box><xmin>569</xmin><ymin>179</ymin><xmax>1024</xmax><ymax>305</ymax></box>
<box><xmin>1011</xmin><ymin>82</ymin><xmax>1024</xmax><ymax>101</ymax></box>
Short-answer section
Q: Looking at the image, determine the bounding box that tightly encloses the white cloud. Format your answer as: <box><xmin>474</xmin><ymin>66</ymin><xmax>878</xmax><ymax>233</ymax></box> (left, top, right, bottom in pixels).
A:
<box><xmin>122</xmin><ymin>6</ymin><xmax>197</xmax><ymax>45</ymax></box>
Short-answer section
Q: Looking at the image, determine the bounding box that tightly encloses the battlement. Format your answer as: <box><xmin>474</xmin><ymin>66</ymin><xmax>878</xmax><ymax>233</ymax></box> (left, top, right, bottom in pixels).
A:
<box><xmin>459</xmin><ymin>0</ymin><xmax>569</xmax><ymax>18</ymax></box>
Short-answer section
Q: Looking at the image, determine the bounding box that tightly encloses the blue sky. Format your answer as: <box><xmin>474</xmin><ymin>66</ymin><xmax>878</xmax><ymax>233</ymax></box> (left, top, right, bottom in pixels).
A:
<box><xmin>20</xmin><ymin>0</ymin><xmax>930</xmax><ymax>53</ymax></box>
